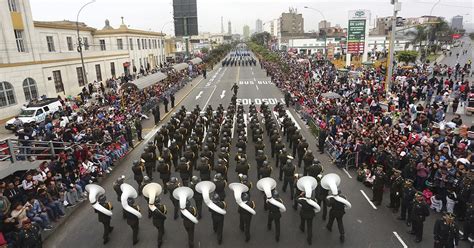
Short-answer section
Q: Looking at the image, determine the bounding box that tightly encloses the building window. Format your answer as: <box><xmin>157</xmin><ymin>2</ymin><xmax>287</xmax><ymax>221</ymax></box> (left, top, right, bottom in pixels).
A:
<box><xmin>148</xmin><ymin>39</ymin><xmax>151</xmax><ymax>49</ymax></box>
<box><xmin>14</xmin><ymin>30</ymin><xmax>25</xmax><ymax>52</ymax></box>
<box><xmin>22</xmin><ymin>78</ymin><xmax>38</xmax><ymax>102</ymax></box>
<box><xmin>76</xmin><ymin>67</ymin><xmax>85</xmax><ymax>86</ymax></box>
<box><xmin>99</xmin><ymin>40</ymin><xmax>106</xmax><ymax>51</ymax></box>
<box><xmin>110</xmin><ymin>62</ymin><xmax>116</xmax><ymax>77</ymax></box>
<box><xmin>137</xmin><ymin>39</ymin><xmax>141</xmax><ymax>50</ymax></box>
<box><xmin>52</xmin><ymin>70</ymin><xmax>64</xmax><ymax>93</ymax></box>
<box><xmin>129</xmin><ymin>38</ymin><xmax>133</xmax><ymax>50</ymax></box>
<box><xmin>142</xmin><ymin>39</ymin><xmax>146</xmax><ymax>49</ymax></box>
<box><xmin>46</xmin><ymin>36</ymin><xmax>55</xmax><ymax>52</ymax></box>
<box><xmin>66</xmin><ymin>36</ymin><xmax>74</xmax><ymax>51</ymax></box>
<box><xmin>0</xmin><ymin>81</ymin><xmax>16</xmax><ymax>107</ymax></box>
<box><xmin>83</xmin><ymin>37</ymin><xmax>89</xmax><ymax>50</ymax></box>
<box><xmin>8</xmin><ymin>0</ymin><xmax>18</xmax><ymax>12</ymax></box>
<box><xmin>95</xmin><ymin>64</ymin><xmax>102</xmax><ymax>81</ymax></box>
<box><xmin>117</xmin><ymin>39</ymin><xmax>123</xmax><ymax>50</ymax></box>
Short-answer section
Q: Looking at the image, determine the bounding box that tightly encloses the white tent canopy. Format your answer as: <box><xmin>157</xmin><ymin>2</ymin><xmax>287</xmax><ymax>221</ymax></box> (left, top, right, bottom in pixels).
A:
<box><xmin>173</xmin><ymin>63</ymin><xmax>188</xmax><ymax>71</ymax></box>
<box><xmin>190</xmin><ymin>57</ymin><xmax>203</xmax><ymax>64</ymax></box>
<box><xmin>134</xmin><ymin>72</ymin><xmax>167</xmax><ymax>89</ymax></box>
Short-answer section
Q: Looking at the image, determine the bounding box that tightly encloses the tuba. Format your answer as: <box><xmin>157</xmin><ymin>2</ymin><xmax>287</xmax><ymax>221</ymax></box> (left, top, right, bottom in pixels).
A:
<box><xmin>120</xmin><ymin>183</ymin><xmax>142</xmax><ymax>218</ymax></box>
<box><xmin>85</xmin><ymin>184</ymin><xmax>113</xmax><ymax>216</ymax></box>
<box><xmin>229</xmin><ymin>183</ymin><xmax>256</xmax><ymax>215</ymax></box>
<box><xmin>142</xmin><ymin>183</ymin><xmax>163</xmax><ymax>211</ymax></box>
<box><xmin>321</xmin><ymin>173</ymin><xmax>352</xmax><ymax>209</ymax></box>
<box><xmin>296</xmin><ymin>176</ymin><xmax>321</xmax><ymax>212</ymax></box>
<box><xmin>256</xmin><ymin>177</ymin><xmax>286</xmax><ymax>212</ymax></box>
<box><xmin>173</xmin><ymin>187</ymin><xmax>199</xmax><ymax>224</ymax></box>
<box><xmin>196</xmin><ymin>181</ymin><xmax>226</xmax><ymax>215</ymax></box>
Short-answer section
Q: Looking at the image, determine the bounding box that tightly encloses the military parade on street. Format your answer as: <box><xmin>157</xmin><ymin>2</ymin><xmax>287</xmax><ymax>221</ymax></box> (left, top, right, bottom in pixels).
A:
<box><xmin>0</xmin><ymin>0</ymin><xmax>473</xmax><ymax>248</ymax></box>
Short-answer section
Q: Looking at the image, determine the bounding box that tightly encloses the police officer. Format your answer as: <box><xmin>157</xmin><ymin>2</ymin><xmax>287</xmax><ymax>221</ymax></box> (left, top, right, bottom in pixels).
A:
<box><xmin>298</xmin><ymin>195</ymin><xmax>316</xmax><ymax>245</ymax></box>
<box><xmin>210</xmin><ymin>193</ymin><xmax>227</xmax><ymax>245</ymax></box>
<box><xmin>238</xmin><ymin>192</ymin><xmax>255</xmax><ymax>242</ymax></box>
<box><xmin>278</xmin><ymin>148</ymin><xmax>289</xmax><ymax>181</ymax></box>
<box><xmin>183</xmin><ymin>200</ymin><xmax>198</xmax><ymax>248</ymax></box>
<box><xmin>267</xmin><ymin>190</ymin><xmax>283</xmax><ymax>242</ymax></box>
<box><xmin>157</xmin><ymin>158</ymin><xmax>171</xmax><ymax>194</ymax></box>
<box><xmin>297</xmin><ymin>138</ymin><xmax>309</xmax><ymax>168</ymax></box>
<box><xmin>95</xmin><ymin>194</ymin><xmax>114</xmax><ymax>244</ymax></box>
<box><xmin>408</xmin><ymin>192</ymin><xmax>430</xmax><ymax>243</ymax></box>
<box><xmin>214</xmin><ymin>173</ymin><xmax>227</xmax><ymax>201</ymax></box>
<box><xmin>190</xmin><ymin>176</ymin><xmax>203</xmax><ymax>219</ymax></box>
<box><xmin>398</xmin><ymin>179</ymin><xmax>416</xmax><ymax>225</ymax></box>
<box><xmin>433</xmin><ymin>212</ymin><xmax>459</xmax><ymax>248</ymax></box>
<box><xmin>371</xmin><ymin>165</ymin><xmax>385</xmax><ymax>206</ymax></box>
<box><xmin>326</xmin><ymin>191</ymin><xmax>347</xmax><ymax>242</ymax></box>
<box><xmin>197</xmin><ymin>157</ymin><xmax>212</xmax><ymax>181</ymax></box>
<box><xmin>132</xmin><ymin>160</ymin><xmax>144</xmax><ymax>188</ymax></box>
<box><xmin>387</xmin><ymin>169</ymin><xmax>403</xmax><ymax>213</ymax></box>
<box><xmin>282</xmin><ymin>159</ymin><xmax>296</xmax><ymax>199</ymax></box>
<box><xmin>167</xmin><ymin>177</ymin><xmax>180</xmax><ymax>220</ymax></box>
<box><xmin>124</xmin><ymin>198</ymin><xmax>140</xmax><ymax>245</ymax></box>
<box><xmin>150</xmin><ymin>197</ymin><xmax>167</xmax><ymax>247</ymax></box>
<box><xmin>177</xmin><ymin>157</ymin><xmax>191</xmax><ymax>186</ymax></box>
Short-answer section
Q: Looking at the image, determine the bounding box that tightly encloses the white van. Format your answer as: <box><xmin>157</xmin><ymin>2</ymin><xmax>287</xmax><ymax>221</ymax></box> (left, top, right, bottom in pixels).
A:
<box><xmin>5</xmin><ymin>98</ymin><xmax>63</xmax><ymax>130</ymax></box>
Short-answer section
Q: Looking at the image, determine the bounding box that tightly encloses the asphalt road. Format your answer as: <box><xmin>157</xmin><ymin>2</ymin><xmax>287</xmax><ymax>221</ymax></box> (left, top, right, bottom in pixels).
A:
<box><xmin>43</xmin><ymin>55</ymin><xmax>472</xmax><ymax>248</ymax></box>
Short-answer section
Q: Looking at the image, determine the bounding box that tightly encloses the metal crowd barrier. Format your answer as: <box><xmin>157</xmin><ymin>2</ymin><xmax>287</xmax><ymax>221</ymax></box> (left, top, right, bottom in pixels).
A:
<box><xmin>0</xmin><ymin>139</ymin><xmax>73</xmax><ymax>163</ymax></box>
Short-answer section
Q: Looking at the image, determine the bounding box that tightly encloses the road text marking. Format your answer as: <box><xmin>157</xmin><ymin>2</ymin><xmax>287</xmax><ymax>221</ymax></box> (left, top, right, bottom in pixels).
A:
<box><xmin>195</xmin><ymin>91</ymin><xmax>203</xmax><ymax>100</ymax></box>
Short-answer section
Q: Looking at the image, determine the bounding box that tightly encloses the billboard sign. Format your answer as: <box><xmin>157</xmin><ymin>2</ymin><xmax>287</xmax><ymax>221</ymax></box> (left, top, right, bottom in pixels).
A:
<box><xmin>347</xmin><ymin>19</ymin><xmax>366</xmax><ymax>54</ymax></box>
<box><xmin>173</xmin><ymin>0</ymin><xmax>199</xmax><ymax>36</ymax></box>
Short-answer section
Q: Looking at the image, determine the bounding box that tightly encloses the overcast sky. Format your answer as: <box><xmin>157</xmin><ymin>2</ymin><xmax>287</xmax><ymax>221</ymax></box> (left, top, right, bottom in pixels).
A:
<box><xmin>30</xmin><ymin>0</ymin><xmax>474</xmax><ymax>35</ymax></box>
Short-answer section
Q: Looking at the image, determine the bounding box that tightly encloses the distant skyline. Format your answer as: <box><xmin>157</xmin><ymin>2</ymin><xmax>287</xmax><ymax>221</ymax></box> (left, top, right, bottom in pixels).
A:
<box><xmin>30</xmin><ymin>0</ymin><xmax>474</xmax><ymax>35</ymax></box>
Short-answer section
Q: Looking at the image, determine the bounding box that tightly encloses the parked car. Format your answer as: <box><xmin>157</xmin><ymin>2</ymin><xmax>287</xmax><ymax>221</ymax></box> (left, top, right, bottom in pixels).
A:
<box><xmin>5</xmin><ymin>98</ymin><xmax>62</xmax><ymax>131</ymax></box>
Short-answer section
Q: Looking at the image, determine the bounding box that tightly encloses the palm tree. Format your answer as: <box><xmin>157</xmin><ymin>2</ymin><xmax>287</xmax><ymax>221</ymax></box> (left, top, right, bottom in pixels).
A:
<box><xmin>406</xmin><ymin>26</ymin><xmax>427</xmax><ymax>58</ymax></box>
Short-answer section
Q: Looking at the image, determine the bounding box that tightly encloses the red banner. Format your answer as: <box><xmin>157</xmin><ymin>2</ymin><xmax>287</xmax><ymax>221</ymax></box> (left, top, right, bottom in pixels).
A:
<box><xmin>452</xmin><ymin>34</ymin><xmax>461</xmax><ymax>39</ymax></box>
<box><xmin>347</xmin><ymin>42</ymin><xmax>364</xmax><ymax>53</ymax></box>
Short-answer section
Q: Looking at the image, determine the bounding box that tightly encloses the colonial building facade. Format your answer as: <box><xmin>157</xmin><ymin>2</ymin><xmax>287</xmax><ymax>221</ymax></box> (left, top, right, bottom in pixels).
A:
<box><xmin>0</xmin><ymin>0</ymin><xmax>166</xmax><ymax>119</ymax></box>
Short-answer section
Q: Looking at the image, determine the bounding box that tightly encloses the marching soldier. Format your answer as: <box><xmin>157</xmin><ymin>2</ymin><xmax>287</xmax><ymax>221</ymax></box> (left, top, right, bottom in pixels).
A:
<box><xmin>190</xmin><ymin>176</ymin><xmax>203</xmax><ymax>219</ymax></box>
<box><xmin>189</xmin><ymin>140</ymin><xmax>199</xmax><ymax>167</ymax></box>
<box><xmin>326</xmin><ymin>191</ymin><xmax>347</xmax><ymax>242</ymax></box>
<box><xmin>210</xmin><ymin>193</ymin><xmax>227</xmax><ymax>245</ymax></box>
<box><xmin>239</xmin><ymin>174</ymin><xmax>253</xmax><ymax>195</ymax></box>
<box><xmin>157</xmin><ymin>158</ymin><xmax>171</xmax><ymax>194</ymax></box>
<box><xmin>150</xmin><ymin>197</ymin><xmax>167</xmax><ymax>248</ymax></box>
<box><xmin>160</xmin><ymin>126</ymin><xmax>169</xmax><ymax>150</ymax></box>
<box><xmin>387</xmin><ymin>169</ymin><xmax>404</xmax><ymax>213</ymax></box>
<box><xmin>293</xmin><ymin>174</ymin><xmax>303</xmax><ymax>210</ymax></box>
<box><xmin>125</xmin><ymin>198</ymin><xmax>141</xmax><ymax>245</ymax></box>
<box><xmin>95</xmin><ymin>194</ymin><xmax>114</xmax><ymax>244</ymax></box>
<box><xmin>306</xmin><ymin>159</ymin><xmax>322</xmax><ymax>178</ymax></box>
<box><xmin>433</xmin><ymin>212</ymin><xmax>459</xmax><ymax>248</ymax></box>
<box><xmin>291</xmin><ymin>131</ymin><xmax>302</xmax><ymax>157</ymax></box>
<box><xmin>236</xmin><ymin>157</ymin><xmax>250</xmax><ymax>177</ymax></box>
<box><xmin>214</xmin><ymin>173</ymin><xmax>227</xmax><ymax>201</ymax></box>
<box><xmin>113</xmin><ymin>175</ymin><xmax>125</xmax><ymax>202</ymax></box>
<box><xmin>287</xmin><ymin>123</ymin><xmax>297</xmax><ymax>144</ymax></box>
<box><xmin>256</xmin><ymin>150</ymin><xmax>267</xmax><ymax>179</ymax></box>
<box><xmin>154</xmin><ymin>132</ymin><xmax>165</xmax><ymax>155</ymax></box>
<box><xmin>234</xmin><ymin>148</ymin><xmax>247</xmax><ymax>167</ymax></box>
<box><xmin>215</xmin><ymin>159</ymin><xmax>228</xmax><ymax>180</ymax></box>
<box><xmin>302</xmin><ymin>151</ymin><xmax>315</xmax><ymax>175</ymax></box>
<box><xmin>177</xmin><ymin>157</ymin><xmax>191</xmax><ymax>186</ymax></box>
<box><xmin>274</xmin><ymin>138</ymin><xmax>285</xmax><ymax>160</ymax></box>
<box><xmin>297</xmin><ymin>138</ymin><xmax>309</xmax><ymax>168</ymax></box>
<box><xmin>282</xmin><ymin>159</ymin><xmax>296</xmax><ymax>199</ymax></box>
<box><xmin>182</xmin><ymin>200</ymin><xmax>198</xmax><ymax>248</ymax></box>
<box><xmin>197</xmin><ymin>157</ymin><xmax>212</xmax><ymax>181</ymax></box>
<box><xmin>166</xmin><ymin>177</ymin><xmax>180</xmax><ymax>220</ymax></box>
<box><xmin>236</xmin><ymin>137</ymin><xmax>247</xmax><ymax>154</ymax></box>
<box><xmin>267</xmin><ymin>191</ymin><xmax>283</xmax><ymax>242</ymax></box>
<box><xmin>298</xmin><ymin>195</ymin><xmax>315</xmax><ymax>245</ymax></box>
<box><xmin>201</xmin><ymin>146</ymin><xmax>215</xmax><ymax>169</ymax></box>
<box><xmin>239</xmin><ymin>192</ymin><xmax>255</xmax><ymax>242</ymax></box>
<box><xmin>231</xmin><ymin>83</ymin><xmax>239</xmax><ymax>95</ymax></box>
<box><xmin>259</xmin><ymin>161</ymin><xmax>273</xmax><ymax>178</ymax></box>
<box><xmin>315</xmin><ymin>181</ymin><xmax>329</xmax><ymax>220</ymax></box>
<box><xmin>132</xmin><ymin>160</ymin><xmax>144</xmax><ymax>188</ymax></box>
<box><xmin>270</xmin><ymin>130</ymin><xmax>280</xmax><ymax>157</ymax></box>
<box><xmin>398</xmin><ymin>179</ymin><xmax>416</xmax><ymax>225</ymax></box>
<box><xmin>169</xmin><ymin>141</ymin><xmax>180</xmax><ymax>169</ymax></box>
<box><xmin>278</xmin><ymin>148</ymin><xmax>289</xmax><ymax>181</ymax></box>
<box><xmin>183</xmin><ymin>146</ymin><xmax>196</xmax><ymax>172</ymax></box>
<box><xmin>371</xmin><ymin>165</ymin><xmax>385</xmax><ymax>206</ymax></box>
<box><xmin>142</xmin><ymin>147</ymin><xmax>155</xmax><ymax>180</ymax></box>
<box><xmin>161</xmin><ymin>148</ymin><xmax>173</xmax><ymax>172</ymax></box>
<box><xmin>408</xmin><ymin>192</ymin><xmax>430</xmax><ymax>243</ymax></box>
<box><xmin>255</xmin><ymin>139</ymin><xmax>265</xmax><ymax>156</ymax></box>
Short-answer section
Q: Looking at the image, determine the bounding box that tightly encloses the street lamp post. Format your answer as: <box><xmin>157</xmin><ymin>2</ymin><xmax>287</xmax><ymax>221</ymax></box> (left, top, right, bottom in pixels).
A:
<box><xmin>160</xmin><ymin>21</ymin><xmax>173</xmax><ymax>66</ymax></box>
<box><xmin>304</xmin><ymin>6</ymin><xmax>327</xmax><ymax>60</ymax></box>
<box><xmin>424</xmin><ymin>0</ymin><xmax>441</xmax><ymax>62</ymax></box>
<box><xmin>76</xmin><ymin>0</ymin><xmax>96</xmax><ymax>87</ymax></box>
<box><xmin>386</xmin><ymin>0</ymin><xmax>401</xmax><ymax>94</ymax></box>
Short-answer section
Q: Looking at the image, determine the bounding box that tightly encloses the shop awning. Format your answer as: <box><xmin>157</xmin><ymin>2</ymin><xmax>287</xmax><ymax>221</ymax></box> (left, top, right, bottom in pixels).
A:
<box><xmin>173</xmin><ymin>63</ymin><xmax>188</xmax><ymax>71</ymax></box>
<box><xmin>134</xmin><ymin>72</ymin><xmax>167</xmax><ymax>90</ymax></box>
<box><xmin>190</xmin><ymin>57</ymin><xmax>203</xmax><ymax>64</ymax></box>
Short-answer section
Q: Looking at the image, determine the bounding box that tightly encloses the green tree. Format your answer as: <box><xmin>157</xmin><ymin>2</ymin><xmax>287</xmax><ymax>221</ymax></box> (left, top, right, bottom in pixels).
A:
<box><xmin>251</xmin><ymin>32</ymin><xmax>271</xmax><ymax>46</ymax></box>
<box><xmin>406</xmin><ymin>26</ymin><xmax>427</xmax><ymax>50</ymax></box>
<box><xmin>397</xmin><ymin>51</ymin><xmax>418</xmax><ymax>64</ymax></box>
<box><xmin>201</xmin><ymin>47</ymin><xmax>209</xmax><ymax>54</ymax></box>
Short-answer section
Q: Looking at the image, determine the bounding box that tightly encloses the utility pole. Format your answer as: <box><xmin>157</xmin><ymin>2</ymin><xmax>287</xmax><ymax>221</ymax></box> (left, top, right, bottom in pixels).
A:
<box><xmin>386</xmin><ymin>0</ymin><xmax>401</xmax><ymax>93</ymax></box>
<box><xmin>76</xmin><ymin>0</ymin><xmax>95</xmax><ymax>88</ymax></box>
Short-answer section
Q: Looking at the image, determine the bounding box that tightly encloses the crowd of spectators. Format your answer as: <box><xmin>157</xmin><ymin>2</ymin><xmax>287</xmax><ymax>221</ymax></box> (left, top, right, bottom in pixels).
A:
<box><xmin>0</xmin><ymin>64</ymin><xmax>198</xmax><ymax>246</ymax></box>
<box><xmin>261</xmin><ymin>48</ymin><xmax>473</xmax><ymax>241</ymax></box>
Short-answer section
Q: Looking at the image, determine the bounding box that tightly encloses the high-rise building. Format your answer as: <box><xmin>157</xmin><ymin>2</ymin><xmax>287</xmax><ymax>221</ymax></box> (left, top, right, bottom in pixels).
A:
<box><xmin>243</xmin><ymin>25</ymin><xmax>250</xmax><ymax>40</ymax></box>
<box><xmin>221</xmin><ymin>16</ymin><xmax>224</xmax><ymax>34</ymax></box>
<box><xmin>451</xmin><ymin>15</ymin><xmax>463</xmax><ymax>30</ymax></box>
<box><xmin>256</xmin><ymin>19</ymin><xmax>263</xmax><ymax>33</ymax></box>
<box><xmin>228</xmin><ymin>21</ymin><xmax>232</xmax><ymax>35</ymax></box>
<box><xmin>318</xmin><ymin>20</ymin><xmax>331</xmax><ymax>30</ymax></box>
<box><xmin>280</xmin><ymin>8</ymin><xmax>304</xmax><ymax>36</ymax></box>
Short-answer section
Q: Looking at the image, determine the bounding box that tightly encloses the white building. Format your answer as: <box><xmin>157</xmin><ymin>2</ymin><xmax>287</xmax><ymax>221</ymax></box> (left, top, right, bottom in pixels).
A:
<box><xmin>0</xmin><ymin>0</ymin><xmax>166</xmax><ymax>120</ymax></box>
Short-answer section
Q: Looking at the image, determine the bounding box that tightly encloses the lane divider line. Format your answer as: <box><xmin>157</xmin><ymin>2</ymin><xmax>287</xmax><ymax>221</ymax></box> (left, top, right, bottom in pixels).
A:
<box><xmin>392</xmin><ymin>232</ymin><xmax>408</xmax><ymax>248</ymax></box>
<box><xmin>360</xmin><ymin>190</ymin><xmax>378</xmax><ymax>210</ymax></box>
<box><xmin>343</xmin><ymin>168</ymin><xmax>353</xmax><ymax>179</ymax></box>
